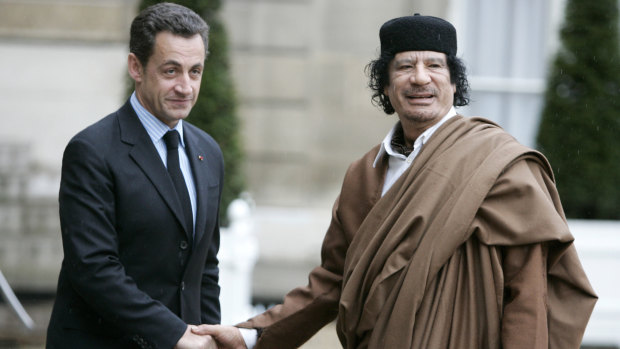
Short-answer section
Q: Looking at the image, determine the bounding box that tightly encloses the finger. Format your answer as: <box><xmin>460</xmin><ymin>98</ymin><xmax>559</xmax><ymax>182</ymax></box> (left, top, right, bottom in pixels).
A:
<box><xmin>192</xmin><ymin>324</ymin><xmax>219</xmax><ymax>335</ymax></box>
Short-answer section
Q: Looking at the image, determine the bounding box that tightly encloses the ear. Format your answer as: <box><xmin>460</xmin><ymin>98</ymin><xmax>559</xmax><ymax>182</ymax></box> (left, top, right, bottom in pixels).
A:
<box><xmin>128</xmin><ymin>53</ymin><xmax>143</xmax><ymax>83</ymax></box>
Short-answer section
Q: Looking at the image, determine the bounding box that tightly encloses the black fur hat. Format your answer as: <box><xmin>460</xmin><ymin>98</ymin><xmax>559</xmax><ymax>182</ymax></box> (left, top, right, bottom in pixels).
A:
<box><xmin>380</xmin><ymin>13</ymin><xmax>457</xmax><ymax>56</ymax></box>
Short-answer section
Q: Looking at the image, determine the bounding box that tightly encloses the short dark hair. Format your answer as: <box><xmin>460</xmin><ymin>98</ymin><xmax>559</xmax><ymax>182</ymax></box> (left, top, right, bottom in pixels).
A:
<box><xmin>130</xmin><ymin>2</ymin><xmax>210</xmax><ymax>66</ymax></box>
<box><xmin>366</xmin><ymin>52</ymin><xmax>470</xmax><ymax>115</ymax></box>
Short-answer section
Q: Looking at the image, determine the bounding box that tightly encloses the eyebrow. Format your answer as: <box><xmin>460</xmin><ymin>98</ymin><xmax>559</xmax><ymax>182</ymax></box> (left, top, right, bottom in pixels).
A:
<box><xmin>394</xmin><ymin>56</ymin><xmax>446</xmax><ymax>66</ymax></box>
<box><xmin>161</xmin><ymin>60</ymin><xmax>204</xmax><ymax>70</ymax></box>
<box><xmin>162</xmin><ymin>60</ymin><xmax>182</xmax><ymax>67</ymax></box>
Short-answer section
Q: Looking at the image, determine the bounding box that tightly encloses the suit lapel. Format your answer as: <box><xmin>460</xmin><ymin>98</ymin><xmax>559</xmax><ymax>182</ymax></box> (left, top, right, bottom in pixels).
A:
<box><xmin>117</xmin><ymin>101</ymin><xmax>191</xmax><ymax>239</ymax></box>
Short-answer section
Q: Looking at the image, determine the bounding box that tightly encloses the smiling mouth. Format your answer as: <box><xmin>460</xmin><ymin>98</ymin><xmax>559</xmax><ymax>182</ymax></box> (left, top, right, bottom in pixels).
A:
<box><xmin>405</xmin><ymin>94</ymin><xmax>435</xmax><ymax>104</ymax></box>
<box><xmin>166</xmin><ymin>101</ymin><xmax>192</xmax><ymax>111</ymax></box>
<box><xmin>168</xmin><ymin>98</ymin><xmax>193</xmax><ymax>105</ymax></box>
<box><xmin>405</xmin><ymin>88</ymin><xmax>435</xmax><ymax>100</ymax></box>
<box><xmin>407</xmin><ymin>94</ymin><xmax>433</xmax><ymax>99</ymax></box>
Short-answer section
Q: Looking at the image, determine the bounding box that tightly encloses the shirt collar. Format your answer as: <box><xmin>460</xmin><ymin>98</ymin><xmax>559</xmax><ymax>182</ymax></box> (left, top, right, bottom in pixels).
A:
<box><xmin>373</xmin><ymin>106</ymin><xmax>457</xmax><ymax>168</ymax></box>
<box><xmin>130</xmin><ymin>91</ymin><xmax>185</xmax><ymax>147</ymax></box>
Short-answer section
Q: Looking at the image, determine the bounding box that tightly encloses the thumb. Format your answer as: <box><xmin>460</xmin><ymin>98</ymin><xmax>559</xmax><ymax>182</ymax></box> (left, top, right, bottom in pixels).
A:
<box><xmin>191</xmin><ymin>324</ymin><xmax>219</xmax><ymax>335</ymax></box>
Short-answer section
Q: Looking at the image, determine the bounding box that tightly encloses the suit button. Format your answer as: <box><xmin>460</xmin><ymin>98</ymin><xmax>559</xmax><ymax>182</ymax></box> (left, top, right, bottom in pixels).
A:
<box><xmin>181</xmin><ymin>281</ymin><xmax>185</xmax><ymax>291</ymax></box>
<box><xmin>180</xmin><ymin>240</ymin><xmax>188</xmax><ymax>250</ymax></box>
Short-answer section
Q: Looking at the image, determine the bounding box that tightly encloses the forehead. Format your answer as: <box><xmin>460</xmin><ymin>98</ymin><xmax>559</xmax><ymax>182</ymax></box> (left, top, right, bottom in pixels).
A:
<box><xmin>151</xmin><ymin>31</ymin><xmax>205</xmax><ymax>63</ymax></box>
<box><xmin>392</xmin><ymin>50</ymin><xmax>447</xmax><ymax>63</ymax></box>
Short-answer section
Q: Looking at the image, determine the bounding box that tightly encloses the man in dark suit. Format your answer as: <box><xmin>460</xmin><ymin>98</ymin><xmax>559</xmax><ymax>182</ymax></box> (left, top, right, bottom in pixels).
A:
<box><xmin>46</xmin><ymin>3</ymin><xmax>222</xmax><ymax>348</ymax></box>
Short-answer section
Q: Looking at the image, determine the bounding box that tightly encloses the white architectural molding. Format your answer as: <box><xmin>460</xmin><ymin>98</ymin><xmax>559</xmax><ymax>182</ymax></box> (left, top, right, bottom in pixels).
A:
<box><xmin>570</xmin><ymin>219</ymin><xmax>620</xmax><ymax>347</ymax></box>
<box><xmin>469</xmin><ymin>76</ymin><xmax>546</xmax><ymax>94</ymax></box>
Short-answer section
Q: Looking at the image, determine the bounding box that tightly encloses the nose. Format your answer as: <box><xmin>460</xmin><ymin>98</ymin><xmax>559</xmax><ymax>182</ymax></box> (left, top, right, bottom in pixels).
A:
<box><xmin>410</xmin><ymin>66</ymin><xmax>431</xmax><ymax>85</ymax></box>
<box><xmin>174</xmin><ymin>73</ymin><xmax>193</xmax><ymax>95</ymax></box>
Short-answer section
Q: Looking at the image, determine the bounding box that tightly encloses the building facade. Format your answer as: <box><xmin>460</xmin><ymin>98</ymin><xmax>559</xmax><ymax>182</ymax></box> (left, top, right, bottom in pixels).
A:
<box><xmin>0</xmin><ymin>0</ymin><xmax>564</xmax><ymax>302</ymax></box>
<box><xmin>6</xmin><ymin>0</ymin><xmax>601</xmax><ymax>344</ymax></box>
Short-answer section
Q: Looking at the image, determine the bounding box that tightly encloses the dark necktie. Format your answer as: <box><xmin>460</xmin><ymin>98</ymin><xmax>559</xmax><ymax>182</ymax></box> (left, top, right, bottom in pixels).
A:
<box><xmin>163</xmin><ymin>130</ymin><xmax>194</xmax><ymax>240</ymax></box>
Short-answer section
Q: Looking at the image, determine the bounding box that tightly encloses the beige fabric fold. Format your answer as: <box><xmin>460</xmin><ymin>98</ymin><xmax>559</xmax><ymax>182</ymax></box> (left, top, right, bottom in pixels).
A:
<box><xmin>240</xmin><ymin>116</ymin><xmax>596</xmax><ymax>349</ymax></box>
<box><xmin>338</xmin><ymin>116</ymin><xmax>596</xmax><ymax>348</ymax></box>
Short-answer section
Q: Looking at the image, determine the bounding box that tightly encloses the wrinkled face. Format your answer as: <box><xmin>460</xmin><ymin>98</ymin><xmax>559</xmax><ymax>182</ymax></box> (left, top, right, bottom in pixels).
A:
<box><xmin>129</xmin><ymin>31</ymin><xmax>205</xmax><ymax>128</ymax></box>
<box><xmin>384</xmin><ymin>51</ymin><xmax>456</xmax><ymax>127</ymax></box>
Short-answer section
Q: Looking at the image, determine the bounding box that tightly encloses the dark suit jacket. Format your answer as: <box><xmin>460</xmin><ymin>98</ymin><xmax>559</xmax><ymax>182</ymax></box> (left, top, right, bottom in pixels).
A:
<box><xmin>46</xmin><ymin>100</ymin><xmax>224</xmax><ymax>349</ymax></box>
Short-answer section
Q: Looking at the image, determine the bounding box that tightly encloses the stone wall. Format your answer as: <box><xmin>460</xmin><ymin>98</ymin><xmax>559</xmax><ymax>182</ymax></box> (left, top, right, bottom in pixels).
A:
<box><xmin>0</xmin><ymin>143</ymin><xmax>61</xmax><ymax>291</ymax></box>
<box><xmin>0</xmin><ymin>0</ymin><xmax>136</xmax><ymax>42</ymax></box>
<box><xmin>0</xmin><ymin>0</ymin><xmax>137</xmax><ymax>293</ymax></box>
<box><xmin>221</xmin><ymin>0</ymin><xmax>439</xmax><ymax>208</ymax></box>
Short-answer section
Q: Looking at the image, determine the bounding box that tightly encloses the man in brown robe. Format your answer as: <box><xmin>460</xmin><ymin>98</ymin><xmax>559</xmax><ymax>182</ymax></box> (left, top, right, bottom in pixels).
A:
<box><xmin>194</xmin><ymin>14</ymin><xmax>597</xmax><ymax>349</ymax></box>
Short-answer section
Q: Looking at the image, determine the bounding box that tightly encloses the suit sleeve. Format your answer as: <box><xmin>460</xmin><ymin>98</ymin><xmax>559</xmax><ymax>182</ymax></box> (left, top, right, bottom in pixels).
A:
<box><xmin>201</xmin><ymin>162</ymin><xmax>223</xmax><ymax>325</ymax></box>
<box><xmin>59</xmin><ymin>137</ymin><xmax>186</xmax><ymax>348</ymax></box>
<box><xmin>200</xmin><ymin>223</ymin><xmax>221</xmax><ymax>324</ymax></box>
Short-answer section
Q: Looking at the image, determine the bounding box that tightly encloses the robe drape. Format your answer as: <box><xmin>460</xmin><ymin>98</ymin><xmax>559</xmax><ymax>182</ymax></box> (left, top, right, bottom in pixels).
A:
<box><xmin>239</xmin><ymin>116</ymin><xmax>597</xmax><ymax>349</ymax></box>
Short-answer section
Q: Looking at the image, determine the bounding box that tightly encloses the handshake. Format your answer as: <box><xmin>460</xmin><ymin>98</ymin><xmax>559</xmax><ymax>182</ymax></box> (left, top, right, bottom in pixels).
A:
<box><xmin>174</xmin><ymin>324</ymin><xmax>247</xmax><ymax>349</ymax></box>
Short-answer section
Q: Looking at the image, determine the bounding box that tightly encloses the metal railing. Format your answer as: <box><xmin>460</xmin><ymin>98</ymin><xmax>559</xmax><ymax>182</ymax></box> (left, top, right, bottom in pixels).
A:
<box><xmin>0</xmin><ymin>269</ymin><xmax>34</xmax><ymax>330</ymax></box>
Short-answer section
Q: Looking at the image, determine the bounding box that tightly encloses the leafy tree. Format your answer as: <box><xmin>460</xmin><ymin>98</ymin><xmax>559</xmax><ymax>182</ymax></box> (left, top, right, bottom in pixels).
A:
<box><xmin>134</xmin><ymin>0</ymin><xmax>245</xmax><ymax>225</ymax></box>
<box><xmin>537</xmin><ymin>0</ymin><xmax>620</xmax><ymax>219</ymax></box>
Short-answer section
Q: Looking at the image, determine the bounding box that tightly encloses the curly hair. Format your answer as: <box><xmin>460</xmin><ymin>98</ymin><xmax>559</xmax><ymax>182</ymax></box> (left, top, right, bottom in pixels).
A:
<box><xmin>366</xmin><ymin>53</ymin><xmax>470</xmax><ymax>114</ymax></box>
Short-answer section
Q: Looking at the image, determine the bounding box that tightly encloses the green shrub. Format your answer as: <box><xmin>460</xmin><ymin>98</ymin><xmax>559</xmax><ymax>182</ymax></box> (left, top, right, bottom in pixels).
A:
<box><xmin>537</xmin><ymin>0</ymin><xmax>620</xmax><ymax>219</ymax></box>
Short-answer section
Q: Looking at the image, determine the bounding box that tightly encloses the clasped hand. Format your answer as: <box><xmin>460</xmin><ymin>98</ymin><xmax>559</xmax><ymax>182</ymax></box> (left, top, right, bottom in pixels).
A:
<box><xmin>174</xmin><ymin>325</ymin><xmax>218</xmax><ymax>349</ymax></box>
<box><xmin>192</xmin><ymin>324</ymin><xmax>247</xmax><ymax>349</ymax></box>
<box><xmin>174</xmin><ymin>323</ymin><xmax>246</xmax><ymax>349</ymax></box>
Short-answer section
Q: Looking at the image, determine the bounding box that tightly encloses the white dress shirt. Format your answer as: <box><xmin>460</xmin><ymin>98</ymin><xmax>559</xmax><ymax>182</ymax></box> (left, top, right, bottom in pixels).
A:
<box><xmin>374</xmin><ymin>107</ymin><xmax>457</xmax><ymax>196</ymax></box>
<box><xmin>130</xmin><ymin>92</ymin><xmax>197</xmax><ymax>230</ymax></box>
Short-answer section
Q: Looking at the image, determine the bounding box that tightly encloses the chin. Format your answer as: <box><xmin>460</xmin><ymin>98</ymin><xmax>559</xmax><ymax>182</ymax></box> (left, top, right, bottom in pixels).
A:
<box><xmin>167</xmin><ymin>110</ymin><xmax>190</xmax><ymax>121</ymax></box>
<box><xmin>404</xmin><ymin>113</ymin><xmax>438</xmax><ymax>123</ymax></box>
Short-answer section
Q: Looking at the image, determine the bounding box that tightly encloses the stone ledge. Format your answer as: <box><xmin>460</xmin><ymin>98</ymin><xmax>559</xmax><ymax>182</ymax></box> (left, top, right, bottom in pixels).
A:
<box><xmin>0</xmin><ymin>0</ymin><xmax>138</xmax><ymax>42</ymax></box>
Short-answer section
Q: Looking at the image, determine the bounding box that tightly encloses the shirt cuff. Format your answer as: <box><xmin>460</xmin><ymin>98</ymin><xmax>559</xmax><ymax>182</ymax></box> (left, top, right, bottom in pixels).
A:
<box><xmin>239</xmin><ymin>328</ymin><xmax>257</xmax><ymax>349</ymax></box>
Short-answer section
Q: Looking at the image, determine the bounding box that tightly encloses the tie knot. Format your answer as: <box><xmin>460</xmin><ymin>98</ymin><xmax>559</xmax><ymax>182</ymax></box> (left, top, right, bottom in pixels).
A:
<box><xmin>163</xmin><ymin>130</ymin><xmax>180</xmax><ymax>150</ymax></box>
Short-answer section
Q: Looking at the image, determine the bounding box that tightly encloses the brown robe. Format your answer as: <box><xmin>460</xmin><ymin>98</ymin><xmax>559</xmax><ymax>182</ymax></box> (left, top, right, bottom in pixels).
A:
<box><xmin>239</xmin><ymin>116</ymin><xmax>597</xmax><ymax>349</ymax></box>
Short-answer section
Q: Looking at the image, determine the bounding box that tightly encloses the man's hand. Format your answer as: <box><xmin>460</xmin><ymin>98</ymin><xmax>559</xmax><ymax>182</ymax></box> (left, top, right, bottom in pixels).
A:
<box><xmin>175</xmin><ymin>325</ymin><xmax>218</xmax><ymax>349</ymax></box>
<box><xmin>192</xmin><ymin>324</ymin><xmax>247</xmax><ymax>349</ymax></box>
